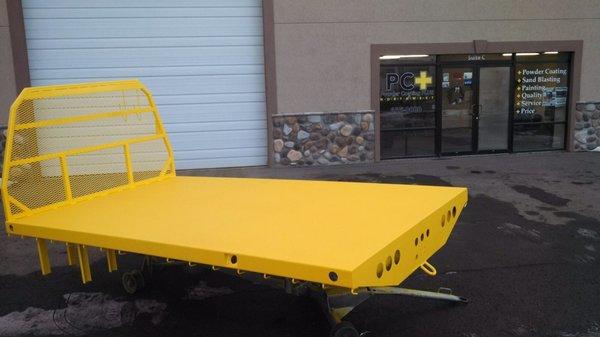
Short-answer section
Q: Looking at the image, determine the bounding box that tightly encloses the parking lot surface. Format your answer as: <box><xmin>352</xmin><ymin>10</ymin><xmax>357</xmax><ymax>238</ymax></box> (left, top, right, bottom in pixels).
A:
<box><xmin>1</xmin><ymin>152</ymin><xmax>599</xmax><ymax>337</ymax></box>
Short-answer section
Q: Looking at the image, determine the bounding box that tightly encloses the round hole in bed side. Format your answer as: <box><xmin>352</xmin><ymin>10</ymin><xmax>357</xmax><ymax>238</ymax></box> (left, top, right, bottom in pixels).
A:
<box><xmin>394</xmin><ymin>250</ymin><xmax>401</xmax><ymax>265</ymax></box>
<box><xmin>385</xmin><ymin>256</ymin><xmax>392</xmax><ymax>271</ymax></box>
<box><xmin>329</xmin><ymin>271</ymin><xmax>338</xmax><ymax>282</ymax></box>
<box><xmin>452</xmin><ymin>206</ymin><xmax>457</xmax><ymax>217</ymax></box>
<box><xmin>230</xmin><ymin>255</ymin><xmax>237</xmax><ymax>264</ymax></box>
<box><xmin>376</xmin><ymin>263</ymin><xmax>383</xmax><ymax>278</ymax></box>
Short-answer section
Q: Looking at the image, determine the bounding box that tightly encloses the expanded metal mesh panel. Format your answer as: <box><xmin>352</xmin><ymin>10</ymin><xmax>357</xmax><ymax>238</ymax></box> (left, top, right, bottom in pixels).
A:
<box><xmin>6</xmin><ymin>159</ymin><xmax>67</xmax><ymax>214</ymax></box>
<box><xmin>10</xmin><ymin>125</ymin><xmax>38</xmax><ymax>162</ymax></box>
<box><xmin>13</xmin><ymin>90</ymin><xmax>150</xmax><ymax>125</ymax></box>
<box><xmin>2</xmin><ymin>80</ymin><xmax>175</xmax><ymax>220</ymax></box>
<box><xmin>130</xmin><ymin>138</ymin><xmax>171</xmax><ymax>182</ymax></box>
<box><xmin>68</xmin><ymin>148</ymin><xmax>129</xmax><ymax>199</ymax></box>
<box><xmin>11</xmin><ymin>113</ymin><xmax>156</xmax><ymax>162</ymax></box>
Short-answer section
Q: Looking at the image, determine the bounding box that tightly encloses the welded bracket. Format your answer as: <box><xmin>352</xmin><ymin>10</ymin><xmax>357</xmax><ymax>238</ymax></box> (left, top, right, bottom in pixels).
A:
<box><xmin>420</xmin><ymin>260</ymin><xmax>437</xmax><ymax>276</ymax></box>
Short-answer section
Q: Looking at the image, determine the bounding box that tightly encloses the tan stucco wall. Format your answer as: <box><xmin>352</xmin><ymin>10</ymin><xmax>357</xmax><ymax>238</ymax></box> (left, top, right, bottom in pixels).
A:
<box><xmin>272</xmin><ymin>0</ymin><xmax>600</xmax><ymax>113</ymax></box>
<box><xmin>0</xmin><ymin>0</ymin><xmax>16</xmax><ymax>126</ymax></box>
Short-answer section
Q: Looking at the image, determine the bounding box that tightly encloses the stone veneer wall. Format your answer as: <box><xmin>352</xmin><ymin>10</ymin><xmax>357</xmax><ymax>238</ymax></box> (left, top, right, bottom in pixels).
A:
<box><xmin>272</xmin><ymin>111</ymin><xmax>375</xmax><ymax>166</ymax></box>
<box><xmin>574</xmin><ymin>102</ymin><xmax>600</xmax><ymax>152</ymax></box>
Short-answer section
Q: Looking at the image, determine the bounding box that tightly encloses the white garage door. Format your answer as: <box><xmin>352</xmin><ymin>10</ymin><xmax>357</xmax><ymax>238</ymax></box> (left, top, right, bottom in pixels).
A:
<box><xmin>22</xmin><ymin>0</ymin><xmax>267</xmax><ymax>169</ymax></box>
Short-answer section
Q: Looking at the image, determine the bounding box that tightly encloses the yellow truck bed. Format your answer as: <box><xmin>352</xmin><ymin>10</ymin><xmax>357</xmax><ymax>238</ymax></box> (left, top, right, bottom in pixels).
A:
<box><xmin>7</xmin><ymin>175</ymin><xmax>466</xmax><ymax>289</ymax></box>
<box><xmin>2</xmin><ymin>80</ymin><xmax>467</xmax><ymax>291</ymax></box>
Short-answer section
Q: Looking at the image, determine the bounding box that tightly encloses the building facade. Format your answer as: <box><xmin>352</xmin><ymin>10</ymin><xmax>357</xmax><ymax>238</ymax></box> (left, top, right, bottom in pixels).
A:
<box><xmin>1</xmin><ymin>0</ymin><xmax>598</xmax><ymax>170</ymax></box>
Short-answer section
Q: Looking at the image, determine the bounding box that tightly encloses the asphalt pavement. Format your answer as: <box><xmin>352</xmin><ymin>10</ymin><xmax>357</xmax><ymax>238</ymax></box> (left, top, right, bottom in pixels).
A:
<box><xmin>1</xmin><ymin>152</ymin><xmax>599</xmax><ymax>337</ymax></box>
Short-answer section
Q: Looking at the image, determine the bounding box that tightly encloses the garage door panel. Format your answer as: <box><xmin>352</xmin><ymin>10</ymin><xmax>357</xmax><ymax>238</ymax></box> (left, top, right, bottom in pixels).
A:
<box><xmin>144</xmin><ymin>75</ymin><xmax>265</xmax><ymax>95</ymax></box>
<box><xmin>23</xmin><ymin>0</ymin><xmax>267</xmax><ymax>169</ymax></box>
<box><xmin>27</xmin><ymin>36</ymin><xmax>263</xmax><ymax>50</ymax></box>
<box><xmin>169</xmin><ymin>130</ymin><xmax>266</xmax><ymax>151</ymax></box>
<box><xmin>24</xmin><ymin>17</ymin><xmax>263</xmax><ymax>39</ymax></box>
<box><xmin>32</xmin><ymin>74</ymin><xmax>265</xmax><ymax>96</ymax></box>
<box><xmin>28</xmin><ymin>46</ymin><xmax>264</xmax><ymax>69</ymax></box>
<box><xmin>28</xmin><ymin>65</ymin><xmax>264</xmax><ymax>82</ymax></box>
<box><xmin>164</xmin><ymin>101</ymin><xmax>266</xmax><ymax>114</ymax></box>
<box><xmin>174</xmin><ymin>147</ymin><xmax>268</xmax><ymax>169</ymax></box>
<box><xmin>23</xmin><ymin>0</ymin><xmax>261</xmax><ymax>8</ymax></box>
<box><xmin>165</xmin><ymin>113</ymin><xmax>264</xmax><ymax>124</ymax></box>
<box><xmin>176</xmin><ymin>147</ymin><xmax>266</xmax><ymax>160</ymax></box>
<box><xmin>30</xmin><ymin>65</ymin><xmax>263</xmax><ymax>81</ymax></box>
<box><xmin>154</xmin><ymin>93</ymin><xmax>265</xmax><ymax>105</ymax></box>
<box><xmin>24</xmin><ymin>7</ymin><xmax>262</xmax><ymax>19</ymax></box>
<box><xmin>165</xmin><ymin>120</ymin><xmax>266</xmax><ymax>133</ymax></box>
<box><xmin>177</xmin><ymin>156</ymin><xmax>267</xmax><ymax>170</ymax></box>
<box><xmin>161</xmin><ymin>102</ymin><xmax>266</xmax><ymax>122</ymax></box>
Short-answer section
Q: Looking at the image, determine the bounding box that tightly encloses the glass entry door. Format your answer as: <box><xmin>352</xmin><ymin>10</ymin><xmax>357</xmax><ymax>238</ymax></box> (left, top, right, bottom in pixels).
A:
<box><xmin>441</xmin><ymin>67</ymin><xmax>475</xmax><ymax>153</ymax></box>
<box><xmin>478</xmin><ymin>66</ymin><xmax>510</xmax><ymax>151</ymax></box>
<box><xmin>440</xmin><ymin>65</ymin><xmax>510</xmax><ymax>154</ymax></box>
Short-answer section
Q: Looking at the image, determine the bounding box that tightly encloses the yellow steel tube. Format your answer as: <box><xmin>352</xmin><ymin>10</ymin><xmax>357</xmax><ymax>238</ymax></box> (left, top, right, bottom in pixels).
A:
<box><xmin>141</xmin><ymin>86</ymin><xmax>176</xmax><ymax>169</ymax></box>
<box><xmin>36</xmin><ymin>238</ymin><xmax>51</xmax><ymax>275</ymax></box>
<box><xmin>106</xmin><ymin>249</ymin><xmax>118</xmax><ymax>272</ymax></box>
<box><xmin>1</xmin><ymin>95</ymin><xmax>22</xmax><ymax>221</ymax></box>
<box><xmin>7</xmin><ymin>196</ymin><xmax>30</xmax><ymax>213</ymax></box>
<box><xmin>8</xmin><ymin>173</ymin><xmax>172</xmax><ymax>221</ymax></box>
<box><xmin>20</xmin><ymin>80</ymin><xmax>144</xmax><ymax>100</ymax></box>
<box><xmin>124</xmin><ymin>144</ymin><xmax>134</xmax><ymax>184</ymax></box>
<box><xmin>7</xmin><ymin>134</ymin><xmax>164</xmax><ymax>168</ymax></box>
<box><xmin>77</xmin><ymin>245</ymin><xmax>92</xmax><ymax>283</ymax></box>
<box><xmin>60</xmin><ymin>155</ymin><xmax>73</xmax><ymax>200</ymax></box>
<box><xmin>66</xmin><ymin>243</ymin><xmax>78</xmax><ymax>266</ymax></box>
<box><xmin>14</xmin><ymin>107</ymin><xmax>153</xmax><ymax>131</ymax></box>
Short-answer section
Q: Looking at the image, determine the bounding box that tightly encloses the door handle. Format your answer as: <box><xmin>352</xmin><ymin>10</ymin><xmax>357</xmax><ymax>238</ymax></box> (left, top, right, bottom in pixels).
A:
<box><xmin>471</xmin><ymin>104</ymin><xmax>482</xmax><ymax>119</ymax></box>
<box><xmin>468</xmin><ymin>105</ymin><xmax>476</xmax><ymax>116</ymax></box>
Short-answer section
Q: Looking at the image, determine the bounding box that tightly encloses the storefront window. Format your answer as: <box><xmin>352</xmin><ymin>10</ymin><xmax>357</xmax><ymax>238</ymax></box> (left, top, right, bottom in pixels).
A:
<box><xmin>377</xmin><ymin>52</ymin><xmax>571</xmax><ymax>159</ymax></box>
<box><xmin>513</xmin><ymin>123</ymin><xmax>565</xmax><ymax>151</ymax></box>
<box><xmin>380</xmin><ymin>63</ymin><xmax>435</xmax><ymax>158</ymax></box>
<box><xmin>513</xmin><ymin>53</ymin><xmax>570</xmax><ymax>151</ymax></box>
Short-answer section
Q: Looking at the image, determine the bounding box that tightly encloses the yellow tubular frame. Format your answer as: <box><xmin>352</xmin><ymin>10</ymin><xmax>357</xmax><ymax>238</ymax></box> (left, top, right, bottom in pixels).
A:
<box><xmin>1</xmin><ymin>79</ymin><xmax>176</xmax><ymax>222</ymax></box>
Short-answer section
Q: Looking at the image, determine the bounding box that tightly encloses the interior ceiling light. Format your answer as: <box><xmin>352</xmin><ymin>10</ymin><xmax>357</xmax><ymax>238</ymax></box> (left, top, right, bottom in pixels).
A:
<box><xmin>515</xmin><ymin>52</ymin><xmax>540</xmax><ymax>56</ymax></box>
<box><xmin>379</xmin><ymin>54</ymin><xmax>429</xmax><ymax>60</ymax></box>
<box><xmin>544</xmin><ymin>51</ymin><xmax>559</xmax><ymax>54</ymax></box>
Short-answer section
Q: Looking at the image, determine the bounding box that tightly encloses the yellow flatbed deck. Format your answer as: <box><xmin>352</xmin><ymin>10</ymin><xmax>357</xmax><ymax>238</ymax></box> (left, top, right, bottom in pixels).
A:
<box><xmin>2</xmin><ymin>80</ymin><xmax>467</xmax><ymax>291</ymax></box>
<box><xmin>7</xmin><ymin>175</ymin><xmax>466</xmax><ymax>289</ymax></box>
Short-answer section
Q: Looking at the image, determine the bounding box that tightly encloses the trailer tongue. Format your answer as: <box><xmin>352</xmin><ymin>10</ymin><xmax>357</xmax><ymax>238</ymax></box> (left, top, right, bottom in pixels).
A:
<box><xmin>2</xmin><ymin>80</ymin><xmax>468</xmax><ymax>337</ymax></box>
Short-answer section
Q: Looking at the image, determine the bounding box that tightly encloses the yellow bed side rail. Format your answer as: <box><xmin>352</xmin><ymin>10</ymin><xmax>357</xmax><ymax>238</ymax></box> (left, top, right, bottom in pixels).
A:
<box><xmin>1</xmin><ymin>80</ymin><xmax>175</xmax><ymax>221</ymax></box>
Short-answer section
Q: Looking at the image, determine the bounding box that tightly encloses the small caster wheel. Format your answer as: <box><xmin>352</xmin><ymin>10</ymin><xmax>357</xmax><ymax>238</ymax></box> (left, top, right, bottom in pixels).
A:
<box><xmin>330</xmin><ymin>321</ymin><xmax>359</xmax><ymax>337</ymax></box>
<box><xmin>122</xmin><ymin>272</ymin><xmax>138</xmax><ymax>294</ymax></box>
<box><xmin>131</xmin><ymin>269</ymin><xmax>146</xmax><ymax>289</ymax></box>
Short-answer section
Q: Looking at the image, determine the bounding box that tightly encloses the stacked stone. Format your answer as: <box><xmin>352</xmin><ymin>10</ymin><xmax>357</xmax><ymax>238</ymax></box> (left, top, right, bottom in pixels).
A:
<box><xmin>272</xmin><ymin>112</ymin><xmax>375</xmax><ymax>166</ymax></box>
<box><xmin>574</xmin><ymin>103</ymin><xmax>600</xmax><ymax>152</ymax></box>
